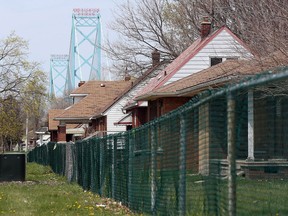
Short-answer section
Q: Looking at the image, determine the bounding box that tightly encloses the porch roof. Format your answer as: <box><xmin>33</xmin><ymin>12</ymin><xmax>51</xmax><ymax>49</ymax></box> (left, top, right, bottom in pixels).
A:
<box><xmin>114</xmin><ymin>112</ymin><xmax>132</xmax><ymax>126</ymax></box>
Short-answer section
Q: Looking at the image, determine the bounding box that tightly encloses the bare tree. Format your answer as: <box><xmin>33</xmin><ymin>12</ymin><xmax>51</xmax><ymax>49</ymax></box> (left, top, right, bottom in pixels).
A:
<box><xmin>49</xmin><ymin>96</ymin><xmax>72</xmax><ymax>109</ymax></box>
<box><xmin>105</xmin><ymin>0</ymin><xmax>198</xmax><ymax>77</ymax></box>
<box><xmin>188</xmin><ymin>0</ymin><xmax>288</xmax><ymax>55</ymax></box>
<box><xmin>105</xmin><ymin>0</ymin><xmax>288</xmax><ymax>77</ymax></box>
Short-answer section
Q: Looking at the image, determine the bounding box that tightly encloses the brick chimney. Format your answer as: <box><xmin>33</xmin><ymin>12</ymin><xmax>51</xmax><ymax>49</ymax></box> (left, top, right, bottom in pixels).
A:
<box><xmin>124</xmin><ymin>67</ymin><xmax>131</xmax><ymax>81</ymax></box>
<box><xmin>78</xmin><ymin>81</ymin><xmax>85</xmax><ymax>87</ymax></box>
<box><xmin>152</xmin><ymin>49</ymin><xmax>160</xmax><ymax>67</ymax></box>
<box><xmin>124</xmin><ymin>75</ymin><xmax>131</xmax><ymax>81</ymax></box>
<box><xmin>201</xmin><ymin>17</ymin><xmax>211</xmax><ymax>39</ymax></box>
<box><xmin>57</xmin><ymin>124</ymin><xmax>66</xmax><ymax>143</ymax></box>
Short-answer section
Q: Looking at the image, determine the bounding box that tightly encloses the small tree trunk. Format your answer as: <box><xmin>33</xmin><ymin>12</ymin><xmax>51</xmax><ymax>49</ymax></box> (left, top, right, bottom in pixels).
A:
<box><xmin>1</xmin><ymin>135</ymin><xmax>4</xmax><ymax>153</ymax></box>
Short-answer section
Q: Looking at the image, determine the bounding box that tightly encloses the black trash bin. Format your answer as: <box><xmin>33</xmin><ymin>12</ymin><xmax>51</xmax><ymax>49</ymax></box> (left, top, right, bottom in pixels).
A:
<box><xmin>0</xmin><ymin>153</ymin><xmax>26</xmax><ymax>182</ymax></box>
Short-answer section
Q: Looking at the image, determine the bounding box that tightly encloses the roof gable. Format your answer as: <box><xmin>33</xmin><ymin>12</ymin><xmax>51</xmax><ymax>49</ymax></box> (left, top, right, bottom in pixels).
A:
<box><xmin>140</xmin><ymin>51</ymin><xmax>288</xmax><ymax>99</ymax></box>
<box><xmin>135</xmin><ymin>26</ymin><xmax>250</xmax><ymax>99</ymax></box>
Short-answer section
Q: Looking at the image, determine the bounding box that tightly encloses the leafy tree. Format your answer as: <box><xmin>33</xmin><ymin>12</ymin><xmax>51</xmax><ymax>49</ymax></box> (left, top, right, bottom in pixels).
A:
<box><xmin>0</xmin><ymin>96</ymin><xmax>22</xmax><ymax>152</ymax></box>
<box><xmin>20</xmin><ymin>70</ymin><xmax>48</xmax><ymax>133</ymax></box>
<box><xmin>0</xmin><ymin>33</ymin><xmax>48</xmax><ymax>151</ymax></box>
<box><xmin>0</xmin><ymin>32</ymin><xmax>39</xmax><ymax>98</ymax></box>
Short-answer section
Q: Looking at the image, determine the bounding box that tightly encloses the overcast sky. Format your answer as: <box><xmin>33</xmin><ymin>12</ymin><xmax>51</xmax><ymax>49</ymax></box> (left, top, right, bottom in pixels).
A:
<box><xmin>0</xmin><ymin>0</ymin><xmax>123</xmax><ymax>74</ymax></box>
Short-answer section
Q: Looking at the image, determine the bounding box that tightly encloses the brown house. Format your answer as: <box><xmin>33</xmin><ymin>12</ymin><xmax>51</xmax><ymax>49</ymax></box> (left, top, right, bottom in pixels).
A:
<box><xmin>53</xmin><ymin>80</ymin><xmax>132</xmax><ymax>142</ymax></box>
<box><xmin>48</xmin><ymin>109</ymin><xmax>82</xmax><ymax>142</ymax></box>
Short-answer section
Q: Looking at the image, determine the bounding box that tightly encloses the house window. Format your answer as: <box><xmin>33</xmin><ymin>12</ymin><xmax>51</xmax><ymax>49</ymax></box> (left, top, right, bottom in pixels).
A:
<box><xmin>210</xmin><ymin>57</ymin><xmax>222</xmax><ymax>66</ymax></box>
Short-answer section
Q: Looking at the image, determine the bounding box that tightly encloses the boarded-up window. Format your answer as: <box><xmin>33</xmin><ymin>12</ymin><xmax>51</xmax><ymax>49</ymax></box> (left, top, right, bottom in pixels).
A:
<box><xmin>210</xmin><ymin>57</ymin><xmax>222</xmax><ymax>66</ymax></box>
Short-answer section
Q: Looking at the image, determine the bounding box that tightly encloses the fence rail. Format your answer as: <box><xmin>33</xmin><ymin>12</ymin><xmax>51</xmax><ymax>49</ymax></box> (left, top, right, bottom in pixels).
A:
<box><xmin>29</xmin><ymin>66</ymin><xmax>288</xmax><ymax>215</ymax></box>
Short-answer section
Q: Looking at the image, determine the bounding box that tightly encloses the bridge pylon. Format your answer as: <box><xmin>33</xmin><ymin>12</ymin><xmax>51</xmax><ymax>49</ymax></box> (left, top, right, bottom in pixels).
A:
<box><xmin>68</xmin><ymin>8</ymin><xmax>102</xmax><ymax>90</ymax></box>
<box><xmin>49</xmin><ymin>54</ymin><xmax>69</xmax><ymax>98</ymax></box>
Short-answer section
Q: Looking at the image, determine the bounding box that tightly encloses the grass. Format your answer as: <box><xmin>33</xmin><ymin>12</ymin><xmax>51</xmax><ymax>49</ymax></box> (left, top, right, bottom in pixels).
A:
<box><xmin>0</xmin><ymin>163</ymin><xmax>138</xmax><ymax>216</ymax></box>
<box><xmin>2</xmin><ymin>163</ymin><xmax>288</xmax><ymax>215</ymax></box>
<box><xmin>184</xmin><ymin>175</ymin><xmax>288</xmax><ymax>216</ymax></box>
<box><xmin>236</xmin><ymin>177</ymin><xmax>288</xmax><ymax>216</ymax></box>
<box><xmin>153</xmin><ymin>171</ymin><xmax>288</xmax><ymax>215</ymax></box>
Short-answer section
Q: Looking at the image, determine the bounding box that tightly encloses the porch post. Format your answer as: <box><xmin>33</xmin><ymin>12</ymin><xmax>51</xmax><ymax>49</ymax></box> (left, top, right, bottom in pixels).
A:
<box><xmin>57</xmin><ymin>121</ymin><xmax>66</xmax><ymax>143</ymax></box>
<box><xmin>247</xmin><ymin>90</ymin><xmax>255</xmax><ymax>161</ymax></box>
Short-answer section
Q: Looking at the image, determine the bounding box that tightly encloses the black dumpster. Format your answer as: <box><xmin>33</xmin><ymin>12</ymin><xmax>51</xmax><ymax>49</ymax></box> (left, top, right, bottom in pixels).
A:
<box><xmin>0</xmin><ymin>153</ymin><xmax>26</xmax><ymax>181</ymax></box>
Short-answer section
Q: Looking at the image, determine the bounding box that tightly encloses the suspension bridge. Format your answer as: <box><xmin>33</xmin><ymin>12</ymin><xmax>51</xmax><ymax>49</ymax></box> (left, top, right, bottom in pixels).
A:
<box><xmin>49</xmin><ymin>8</ymin><xmax>102</xmax><ymax>98</ymax></box>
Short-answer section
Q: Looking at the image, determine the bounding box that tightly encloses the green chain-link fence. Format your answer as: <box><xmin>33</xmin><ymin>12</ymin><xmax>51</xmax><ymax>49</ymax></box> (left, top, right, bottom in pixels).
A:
<box><xmin>29</xmin><ymin>66</ymin><xmax>288</xmax><ymax>215</ymax></box>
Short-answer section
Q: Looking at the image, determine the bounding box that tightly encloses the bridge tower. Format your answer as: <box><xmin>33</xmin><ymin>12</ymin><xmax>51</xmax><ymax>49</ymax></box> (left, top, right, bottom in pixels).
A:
<box><xmin>67</xmin><ymin>8</ymin><xmax>102</xmax><ymax>90</ymax></box>
<box><xmin>49</xmin><ymin>55</ymin><xmax>69</xmax><ymax>98</ymax></box>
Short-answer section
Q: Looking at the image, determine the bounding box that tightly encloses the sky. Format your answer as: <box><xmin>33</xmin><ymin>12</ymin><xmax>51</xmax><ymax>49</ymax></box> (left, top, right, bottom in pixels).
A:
<box><xmin>0</xmin><ymin>0</ymin><xmax>123</xmax><ymax>77</ymax></box>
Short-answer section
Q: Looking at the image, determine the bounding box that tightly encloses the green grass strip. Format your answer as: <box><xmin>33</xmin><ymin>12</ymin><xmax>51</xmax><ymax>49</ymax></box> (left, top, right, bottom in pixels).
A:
<box><xmin>0</xmin><ymin>163</ymin><xmax>137</xmax><ymax>216</ymax></box>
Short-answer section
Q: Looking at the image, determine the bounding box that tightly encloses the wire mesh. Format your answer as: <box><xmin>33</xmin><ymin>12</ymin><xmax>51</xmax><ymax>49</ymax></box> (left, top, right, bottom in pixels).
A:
<box><xmin>28</xmin><ymin>66</ymin><xmax>288</xmax><ymax>215</ymax></box>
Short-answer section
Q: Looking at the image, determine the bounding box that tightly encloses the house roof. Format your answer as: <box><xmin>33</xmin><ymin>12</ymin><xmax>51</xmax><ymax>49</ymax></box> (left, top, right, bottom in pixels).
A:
<box><xmin>136</xmin><ymin>51</ymin><xmax>288</xmax><ymax>100</ymax></box>
<box><xmin>48</xmin><ymin>109</ymin><xmax>64</xmax><ymax>130</ymax></box>
<box><xmin>55</xmin><ymin>80</ymin><xmax>132</xmax><ymax>121</ymax></box>
<box><xmin>70</xmin><ymin>80</ymin><xmax>103</xmax><ymax>95</ymax></box>
<box><xmin>134</xmin><ymin>26</ymin><xmax>249</xmax><ymax>100</ymax></box>
<box><xmin>97</xmin><ymin>61</ymin><xmax>168</xmax><ymax>116</ymax></box>
<box><xmin>48</xmin><ymin>109</ymin><xmax>79</xmax><ymax>130</ymax></box>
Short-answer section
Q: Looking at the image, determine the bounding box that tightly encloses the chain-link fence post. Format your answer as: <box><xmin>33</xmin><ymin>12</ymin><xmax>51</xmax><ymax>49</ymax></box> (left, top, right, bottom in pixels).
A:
<box><xmin>151</xmin><ymin>125</ymin><xmax>156</xmax><ymax>213</ymax></box>
<box><xmin>99</xmin><ymin>140</ymin><xmax>103</xmax><ymax>196</ymax></box>
<box><xmin>112</xmin><ymin>136</ymin><xmax>117</xmax><ymax>199</ymax></box>
<box><xmin>179</xmin><ymin>113</ymin><xmax>187</xmax><ymax>216</ymax></box>
<box><xmin>71</xmin><ymin>143</ymin><xmax>77</xmax><ymax>182</ymax></box>
<box><xmin>227</xmin><ymin>92</ymin><xmax>236</xmax><ymax>216</ymax></box>
<box><xmin>128</xmin><ymin>132</ymin><xmax>133</xmax><ymax>208</ymax></box>
<box><xmin>66</xmin><ymin>142</ymin><xmax>73</xmax><ymax>182</ymax></box>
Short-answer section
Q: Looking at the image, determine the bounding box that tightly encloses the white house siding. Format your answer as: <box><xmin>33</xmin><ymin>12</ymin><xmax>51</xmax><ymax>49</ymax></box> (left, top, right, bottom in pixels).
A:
<box><xmin>106</xmin><ymin>98</ymin><xmax>129</xmax><ymax>135</ymax></box>
<box><xmin>105</xmin><ymin>65</ymin><xmax>166</xmax><ymax>135</ymax></box>
<box><xmin>166</xmin><ymin>29</ymin><xmax>251</xmax><ymax>85</ymax></box>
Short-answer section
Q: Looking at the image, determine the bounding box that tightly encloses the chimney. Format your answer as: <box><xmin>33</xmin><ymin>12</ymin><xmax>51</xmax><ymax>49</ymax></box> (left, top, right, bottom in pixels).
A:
<box><xmin>201</xmin><ymin>17</ymin><xmax>211</xmax><ymax>39</ymax></box>
<box><xmin>152</xmin><ymin>49</ymin><xmax>160</xmax><ymax>67</ymax></box>
<box><xmin>124</xmin><ymin>67</ymin><xmax>131</xmax><ymax>81</ymax></box>
<box><xmin>124</xmin><ymin>75</ymin><xmax>131</xmax><ymax>81</ymax></box>
<box><xmin>78</xmin><ymin>81</ymin><xmax>85</xmax><ymax>87</ymax></box>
